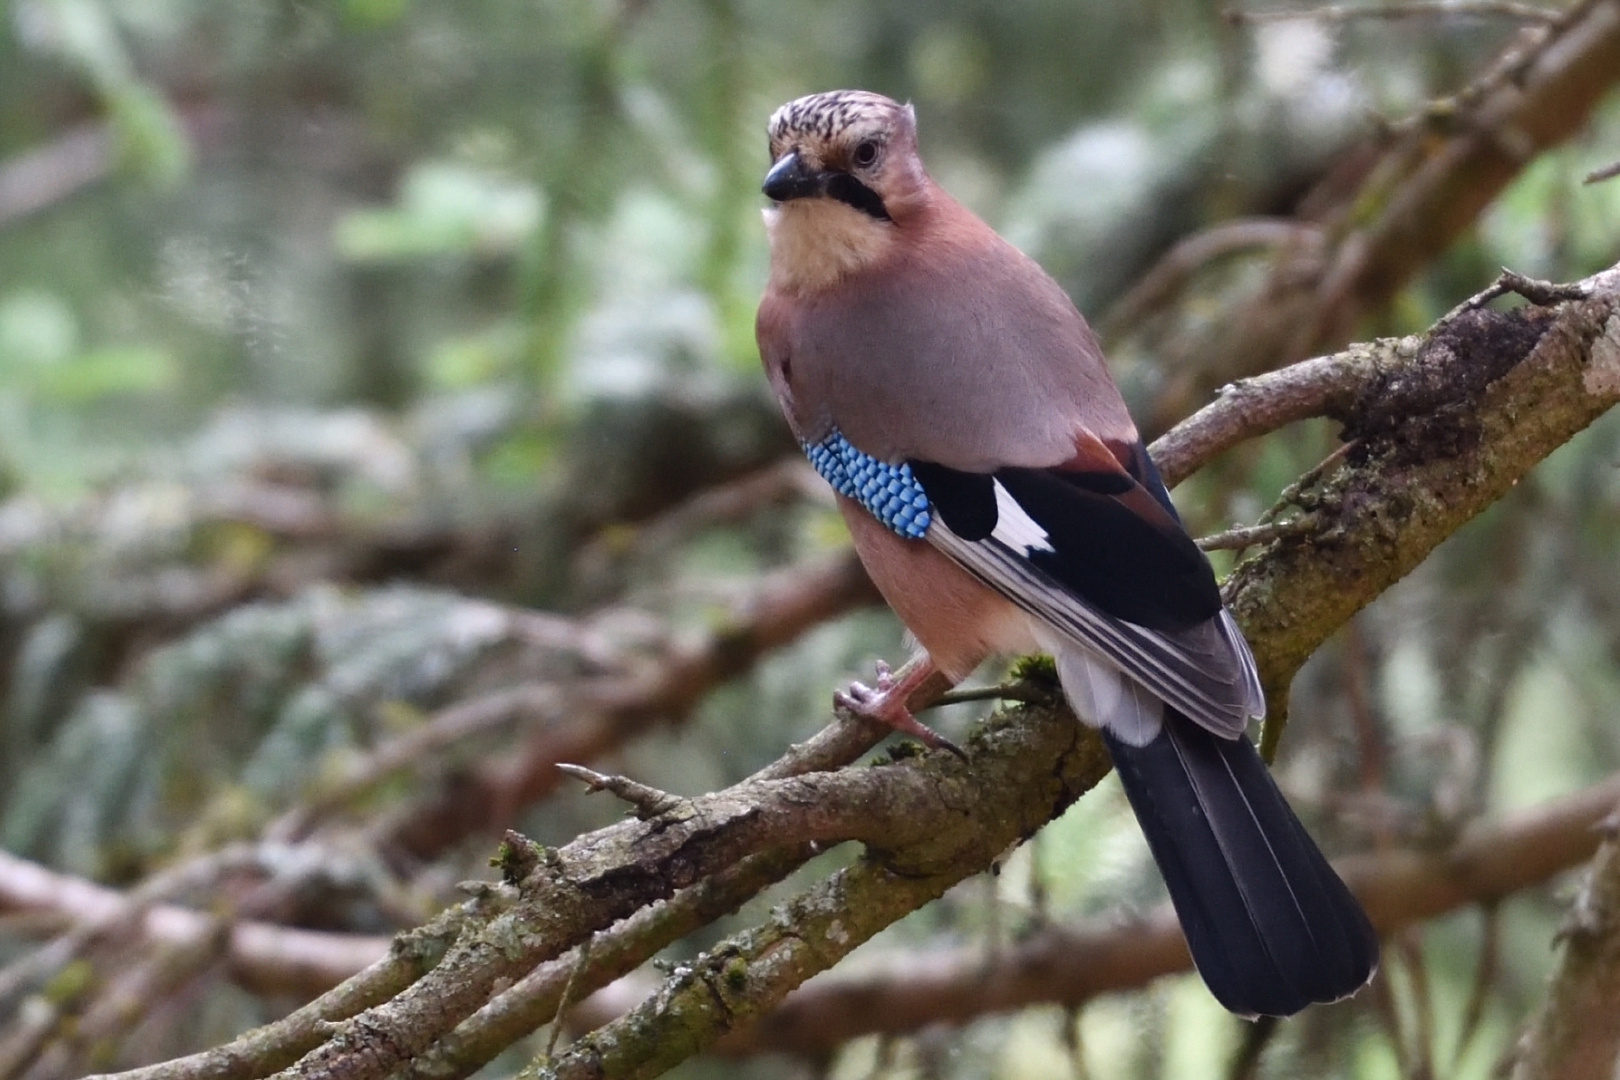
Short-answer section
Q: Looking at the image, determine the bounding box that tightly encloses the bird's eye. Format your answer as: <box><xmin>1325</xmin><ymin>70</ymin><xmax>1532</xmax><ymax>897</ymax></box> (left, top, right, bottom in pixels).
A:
<box><xmin>851</xmin><ymin>139</ymin><xmax>880</xmax><ymax>168</ymax></box>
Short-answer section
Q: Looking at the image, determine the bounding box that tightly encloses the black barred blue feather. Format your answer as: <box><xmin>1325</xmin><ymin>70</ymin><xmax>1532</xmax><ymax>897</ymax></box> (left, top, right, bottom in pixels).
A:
<box><xmin>804</xmin><ymin>430</ymin><xmax>932</xmax><ymax>538</ymax></box>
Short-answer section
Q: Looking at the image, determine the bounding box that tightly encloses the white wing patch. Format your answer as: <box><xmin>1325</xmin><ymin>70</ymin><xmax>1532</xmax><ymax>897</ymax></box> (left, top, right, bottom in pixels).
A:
<box><xmin>991</xmin><ymin>480</ymin><xmax>1055</xmax><ymax>554</ymax></box>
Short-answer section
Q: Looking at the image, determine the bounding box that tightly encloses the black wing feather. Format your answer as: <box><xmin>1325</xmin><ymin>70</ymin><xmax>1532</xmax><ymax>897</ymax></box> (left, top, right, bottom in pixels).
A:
<box><xmin>907</xmin><ymin>461</ymin><xmax>996</xmax><ymax>539</ymax></box>
<box><xmin>994</xmin><ymin>467</ymin><xmax>1220</xmax><ymax>632</ymax></box>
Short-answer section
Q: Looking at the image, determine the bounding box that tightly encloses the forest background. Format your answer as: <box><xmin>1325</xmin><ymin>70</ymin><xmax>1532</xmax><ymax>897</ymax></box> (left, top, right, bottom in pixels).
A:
<box><xmin>3</xmin><ymin>1</ymin><xmax>1620</xmax><ymax>1078</ymax></box>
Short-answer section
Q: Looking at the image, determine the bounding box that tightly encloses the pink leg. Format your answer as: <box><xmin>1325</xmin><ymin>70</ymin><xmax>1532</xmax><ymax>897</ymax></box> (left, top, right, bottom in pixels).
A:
<box><xmin>835</xmin><ymin>657</ymin><xmax>967</xmax><ymax>759</ymax></box>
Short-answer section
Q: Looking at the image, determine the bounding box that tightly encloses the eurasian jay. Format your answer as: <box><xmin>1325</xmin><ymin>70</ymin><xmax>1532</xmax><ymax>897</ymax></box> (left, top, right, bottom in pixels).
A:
<box><xmin>755</xmin><ymin>90</ymin><xmax>1378</xmax><ymax>1018</ymax></box>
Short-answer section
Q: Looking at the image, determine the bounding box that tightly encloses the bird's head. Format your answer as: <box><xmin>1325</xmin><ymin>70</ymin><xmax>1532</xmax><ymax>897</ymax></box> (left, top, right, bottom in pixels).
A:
<box><xmin>763</xmin><ymin>90</ymin><xmax>928</xmax><ymax>224</ymax></box>
<box><xmin>761</xmin><ymin>90</ymin><xmax>930</xmax><ymax>291</ymax></box>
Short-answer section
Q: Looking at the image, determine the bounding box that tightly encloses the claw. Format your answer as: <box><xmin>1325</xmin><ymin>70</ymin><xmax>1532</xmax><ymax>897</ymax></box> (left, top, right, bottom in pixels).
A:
<box><xmin>834</xmin><ymin>682</ymin><xmax>877</xmax><ymax>708</ymax></box>
<box><xmin>835</xmin><ymin>660</ymin><xmax>968</xmax><ymax>760</ymax></box>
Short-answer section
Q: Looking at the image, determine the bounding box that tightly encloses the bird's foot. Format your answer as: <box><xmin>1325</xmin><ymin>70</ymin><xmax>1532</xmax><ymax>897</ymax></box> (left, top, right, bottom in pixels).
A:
<box><xmin>835</xmin><ymin>660</ymin><xmax>968</xmax><ymax>760</ymax></box>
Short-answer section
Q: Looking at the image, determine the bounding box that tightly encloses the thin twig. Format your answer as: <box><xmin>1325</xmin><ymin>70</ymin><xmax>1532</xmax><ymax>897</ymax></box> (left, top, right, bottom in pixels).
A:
<box><xmin>553</xmin><ymin>765</ymin><xmax>685</xmax><ymax>819</ymax></box>
<box><xmin>1225</xmin><ymin>1015</ymin><xmax>1279</xmax><ymax>1080</ymax></box>
<box><xmin>1452</xmin><ymin>902</ymin><xmax>1501</xmax><ymax>1070</ymax></box>
<box><xmin>0</xmin><ymin>844</ymin><xmax>264</xmax><ymax>1015</ymax></box>
<box><xmin>540</xmin><ymin>936</ymin><xmax>594</xmax><ymax>1065</ymax></box>
<box><xmin>20</xmin><ymin>920</ymin><xmax>237</xmax><ymax>1080</ymax></box>
<box><xmin>378</xmin><ymin>548</ymin><xmax>881</xmax><ymax>859</ymax></box>
<box><xmin>1226</xmin><ymin>1</ymin><xmax>1560</xmax><ymax>25</ymax></box>
<box><xmin>1400</xmin><ymin>925</ymin><xmax>1439</xmax><ymax>1077</ymax></box>
<box><xmin>1443</xmin><ymin>267</ymin><xmax>1595</xmax><ymax>322</ymax></box>
<box><xmin>1144</xmin><ymin>0</ymin><xmax>1617</xmax><ymax>432</ymax></box>
<box><xmin>927</xmin><ymin>683</ymin><xmax>1045</xmax><ymax>707</ymax></box>
<box><xmin>75</xmin><ymin>898</ymin><xmax>491</xmax><ymax>1080</ymax></box>
<box><xmin>1585</xmin><ymin>157</ymin><xmax>1620</xmax><ymax>184</ymax></box>
<box><xmin>1196</xmin><ymin>515</ymin><xmax>1322</xmax><ymax>552</ymax></box>
<box><xmin>572</xmin><ymin>458</ymin><xmax>822</xmax><ymax>586</ymax></box>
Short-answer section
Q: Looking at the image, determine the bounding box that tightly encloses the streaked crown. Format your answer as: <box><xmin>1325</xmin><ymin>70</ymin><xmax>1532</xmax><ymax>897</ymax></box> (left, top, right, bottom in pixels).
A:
<box><xmin>767</xmin><ymin>90</ymin><xmax>914</xmax><ymax>172</ymax></box>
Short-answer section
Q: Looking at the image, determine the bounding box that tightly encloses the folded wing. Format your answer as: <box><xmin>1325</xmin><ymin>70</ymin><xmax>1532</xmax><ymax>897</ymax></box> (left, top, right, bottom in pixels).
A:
<box><xmin>910</xmin><ymin>445</ymin><xmax>1264</xmax><ymax>740</ymax></box>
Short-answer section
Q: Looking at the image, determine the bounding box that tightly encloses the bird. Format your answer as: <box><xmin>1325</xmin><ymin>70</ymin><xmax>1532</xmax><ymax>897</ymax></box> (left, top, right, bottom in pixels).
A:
<box><xmin>754</xmin><ymin>89</ymin><xmax>1378</xmax><ymax>1018</ymax></box>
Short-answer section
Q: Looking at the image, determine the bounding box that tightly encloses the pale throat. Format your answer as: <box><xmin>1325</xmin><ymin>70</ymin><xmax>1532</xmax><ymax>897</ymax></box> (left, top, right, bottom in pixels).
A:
<box><xmin>763</xmin><ymin>199</ymin><xmax>894</xmax><ymax>294</ymax></box>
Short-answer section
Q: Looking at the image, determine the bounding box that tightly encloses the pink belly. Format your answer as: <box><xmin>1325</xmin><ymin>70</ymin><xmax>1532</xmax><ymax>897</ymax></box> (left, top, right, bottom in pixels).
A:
<box><xmin>838</xmin><ymin>496</ymin><xmax>1039</xmax><ymax>681</ymax></box>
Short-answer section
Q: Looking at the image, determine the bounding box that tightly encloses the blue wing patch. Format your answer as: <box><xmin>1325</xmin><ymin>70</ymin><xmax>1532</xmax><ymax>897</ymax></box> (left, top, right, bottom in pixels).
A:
<box><xmin>803</xmin><ymin>430</ymin><xmax>931</xmax><ymax>539</ymax></box>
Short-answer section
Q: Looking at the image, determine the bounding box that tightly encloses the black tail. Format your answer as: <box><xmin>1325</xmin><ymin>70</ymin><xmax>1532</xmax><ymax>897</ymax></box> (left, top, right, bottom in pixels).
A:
<box><xmin>1102</xmin><ymin>717</ymin><xmax>1378</xmax><ymax>1018</ymax></box>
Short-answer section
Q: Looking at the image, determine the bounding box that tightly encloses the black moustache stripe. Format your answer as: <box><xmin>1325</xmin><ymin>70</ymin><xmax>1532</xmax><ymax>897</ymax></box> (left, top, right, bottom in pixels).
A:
<box><xmin>825</xmin><ymin>173</ymin><xmax>891</xmax><ymax>221</ymax></box>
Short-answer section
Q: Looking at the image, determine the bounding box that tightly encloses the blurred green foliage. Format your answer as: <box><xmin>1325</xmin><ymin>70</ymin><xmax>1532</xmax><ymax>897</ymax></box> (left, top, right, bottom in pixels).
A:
<box><xmin>1</xmin><ymin>0</ymin><xmax>1619</xmax><ymax>1077</ymax></box>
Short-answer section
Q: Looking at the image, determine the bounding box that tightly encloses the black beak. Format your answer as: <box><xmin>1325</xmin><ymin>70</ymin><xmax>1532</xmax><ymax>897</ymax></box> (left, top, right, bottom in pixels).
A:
<box><xmin>762</xmin><ymin>150</ymin><xmax>893</xmax><ymax>221</ymax></box>
<box><xmin>762</xmin><ymin>151</ymin><xmax>825</xmax><ymax>203</ymax></box>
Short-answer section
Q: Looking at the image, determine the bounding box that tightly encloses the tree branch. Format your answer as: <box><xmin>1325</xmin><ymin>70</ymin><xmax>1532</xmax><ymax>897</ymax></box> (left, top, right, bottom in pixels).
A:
<box><xmin>1229</xmin><ymin>276</ymin><xmax>1620</xmax><ymax>745</ymax></box>
<box><xmin>1509</xmin><ymin>807</ymin><xmax>1620</xmax><ymax>1079</ymax></box>
<box><xmin>1227</xmin><ymin>1</ymin><xmax>1562</xmax><ymax>25</ymax></box>
<box><xmin>531</xmin><ymin>709</ymin><xmax>1114</xmax><ymax>1080</ymax></box>
<box><xmin>688</xmin><ymin>770</ymin><xmax>1620</xmax><ymax>1057</ymax></box>
<box><xmin>0</xmin><ymin>850</ymin><xmax>390</xmax><ymax>1000</ymax></box>
<box><xmin>1138</xmin><ymin>0</ymin><xmax>1620</xmax><ymax>432</ymax></box>
<box><xmin>253</xmin><ymin>704</ymin><xmax>1109</xmax><ymax>1080</ymax></box>
<box><xmin>1148</xmin><ymin>343</ymin><xmax>1385</xmax><ymax>486</ymax></box>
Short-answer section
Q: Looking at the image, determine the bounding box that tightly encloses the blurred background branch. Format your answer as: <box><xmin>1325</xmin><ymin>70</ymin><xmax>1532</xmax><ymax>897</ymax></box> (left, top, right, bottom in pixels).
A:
<box><xmin>1509</xmin><ymin>806</ymin><xmax>1620</xmax><ymax>1079</ymax></box>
